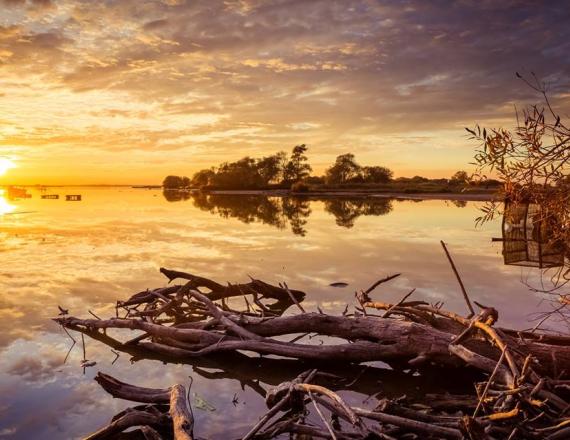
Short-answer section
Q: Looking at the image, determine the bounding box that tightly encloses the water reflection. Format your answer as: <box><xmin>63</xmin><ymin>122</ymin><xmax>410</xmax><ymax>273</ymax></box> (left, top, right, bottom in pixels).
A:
<box><xmin>0</xmin><ymin>189</ymin><xmax>15</xmax><ymax>215</ymax></box>
<box><xmin>164</xmin><ymin>190</ymin><xmax>394</xmax><ymax>235</ymax></box>
<box><xmin>1</xmin><ymin>188</ymin><xmax>566</xmax><ymax>439</ymax></box>
<box><xmin>496</xmin><ymin>202</ymin><xmax>567</xmax><ymax>269</ymax></box>
<box><xmin>191</xmin><ymin>193</ymin><xmax>306</xmax><ymax>235</ymax></box>
<box><xmin>77</xmin><ymin>325</ymin><xmax>477</xmax><ymax>400</ymax></box>
<box><xmin>323</xmin><ymin>198</ymin><xmax>392</xmax><ymax>228</ymax></box>
<box><xmin>163</xmin><ymin>188</ymin><xmax>191</xmax><ymax>202</ymax></box>
<box><xmin>495</xmin><ymin>202</ymin><xmax>569</xmax><ymax>317</ymax></box>
<box><xmin>4</xmin><ymin>186</ymin><xmax>31</xmax><ymax>201</ymax></box>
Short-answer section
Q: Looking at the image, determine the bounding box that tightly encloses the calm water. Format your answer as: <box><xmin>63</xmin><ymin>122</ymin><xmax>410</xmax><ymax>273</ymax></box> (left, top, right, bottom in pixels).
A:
<box><xmin>0</xmin><ymin>187</ymin><xmax>561</xmax><ymax>439</ymax></box>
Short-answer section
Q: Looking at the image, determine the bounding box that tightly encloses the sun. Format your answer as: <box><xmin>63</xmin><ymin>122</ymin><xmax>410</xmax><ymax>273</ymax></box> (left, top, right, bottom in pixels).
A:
<box><xmin>0</xmin><ymin>158</ymin><xmax>15</xmax><ymax>176</ymax></box>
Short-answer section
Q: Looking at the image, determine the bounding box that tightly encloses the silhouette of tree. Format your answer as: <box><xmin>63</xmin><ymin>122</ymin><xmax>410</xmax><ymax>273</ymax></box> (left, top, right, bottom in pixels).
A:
<box><xmin>163</xmin><ymin>175</ymin><xmax>189</xmax><ymax>189</ymax></box>
<box><xmin>192</xmin><ymin>168</ymin><xmax>216</xmax><ymax>187</ymax></box>
<box><xmin>257</xmin><ymin>151</ymin><xmax>288</xmax><ymax>184</ymax></box>
<box><xmin>363</xmin><ymin>166</ymin><xmax>393</xmax><ymax>183</ymax></box>
<box><xmin>450</xmin><ymin>170</ymin><xmax>469</xmax><ymax>185</ymax></box>
<box><xmin>210</xmin><ymin>157</ymin><xmax>265</xmax><ymax>189</ymax></box>
<box><xmin>283</xmin><ymin>144</ymin><xmax>312</xmax><ymax>183</ymax></box>
<box><xmin>325</xmin><ymin>153</ymin><xmax>361</xmax><ymax>184</ymax></box>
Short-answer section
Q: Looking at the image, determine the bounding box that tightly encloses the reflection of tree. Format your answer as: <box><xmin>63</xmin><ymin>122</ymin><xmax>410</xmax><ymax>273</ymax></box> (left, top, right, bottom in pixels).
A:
<box><xmin>190</xmin><ymin>194</ymin><xmax>312</xmax><ymax>236</ymax></box>
<box><xmin>162</xmin><ymin>189</ymin><xmax>190</xmax><ymax>202</ymax></box>
<box><xmin>282</xmin><ymin>197</ymin><xmax>311</xmax><ymax>236</ymax></box>
<box><xmin>163</xmin><ymin>193</ymin><xmax>395</xmax><ymax>234</ymax></box>
<box><xmin>324</xmin><ymin>198</ymin><xmax>393</xmax><ymax>228</ymax></box>
<box><xmin>450</xmin><ymin>200</ymin><xmax>467</xmax><ymax>208</ymax></box>
<box><xmin>192</xmin><ymin>194</ymin><xmax>284</xmax><ymax>227</ymax></box>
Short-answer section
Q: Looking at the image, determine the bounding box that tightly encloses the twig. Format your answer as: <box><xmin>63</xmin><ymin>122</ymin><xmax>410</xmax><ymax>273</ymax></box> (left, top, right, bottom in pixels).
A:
<box><xmin>88</xmin><ymin>310</ymin><xmax>102</xmax><ymax>320</ymax></box>
<box><xmin>364</xmin><ymin>273</ymin><xmax>401</xmax><ymax>295</ymax></box>
<box><xmin>242</xmin><ymin>391</ymin><xmax>293</xmax><ymax>440</ymax></box>
<box><xmin>81</xmin><ymin>332</ymin><xmax>86</xmax><ymax>361</ymax></box>
<box><xmin>473</xmin><ymin>346</ymin><xmax>507</xmax><ymax>417</ymax></box>
<box><xmin>281</xmin><ymin>281</ymin><xmax>306</xmax><ymax>313</ymax></box>
<box><xmin>111</xmin><ymin>349</ymin><xmax>120</xmax><ymax>365</ymax></box>
<box><xmin>440</xmin><ymin>240</ymin><xmax>475</xmax><ymax>317</ymax></box>
<box><xmin>308</xmin><ymin>390</ymin><xmax>337</xmax><ymax>440</ymax></box>
<box><xmin>383</xmin><ymin>288</ymin><xmax>416</xmax><ymax>318</ymax></box>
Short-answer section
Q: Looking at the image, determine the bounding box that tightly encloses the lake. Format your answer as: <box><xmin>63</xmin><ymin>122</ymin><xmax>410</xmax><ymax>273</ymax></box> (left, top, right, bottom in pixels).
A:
<box><xmin>0</xmin><ymin>187</ymin><xmax>562</xmax><ymax>439</ymax></box>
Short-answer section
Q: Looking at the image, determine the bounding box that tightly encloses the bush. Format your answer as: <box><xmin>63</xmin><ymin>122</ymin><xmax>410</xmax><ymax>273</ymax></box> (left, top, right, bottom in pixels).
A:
<box><xmin>291</xmin><ymin>181</ymin><xmax>310</xmax><ymax>193</ymax></box>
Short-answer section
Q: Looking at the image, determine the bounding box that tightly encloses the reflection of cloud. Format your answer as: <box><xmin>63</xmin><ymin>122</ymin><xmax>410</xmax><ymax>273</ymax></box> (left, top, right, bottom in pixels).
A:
<box><xmin>0</xmin><ymin>427</ymin><xmax>17</xmax><ymax>437</ymax></box>
<box><xmin>5</xmin><ymin>351</ymin><xmax>63</xmax><ymax>383</ymax></box>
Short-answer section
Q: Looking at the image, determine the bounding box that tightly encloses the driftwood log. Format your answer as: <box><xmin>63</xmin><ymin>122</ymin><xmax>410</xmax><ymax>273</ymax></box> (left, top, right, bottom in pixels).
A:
<box><xmin>85</xmin><ymin>373</ymin><xmax>193</xmax><ymax>440</ymax></box>
<box><xmin>55</xmin><ymin>268</ymin><xmax>570</xmax><ymax>439</ymax></box>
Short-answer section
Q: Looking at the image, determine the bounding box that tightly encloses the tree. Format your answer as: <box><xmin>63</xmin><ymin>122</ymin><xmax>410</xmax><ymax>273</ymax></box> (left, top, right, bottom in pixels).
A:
<box><xmin>325</xmin><ymin>153</ymin><xmax>362</xmax><ymax>184</ymax></box>
<box><xmin>163</xmin><ymin>175</ymin><xmax>188</xmax><ymax>189</ymax></box>
<box><xmin>210</xmin><ymin>157</ymin><xmax>265</xmax><ymax>189</ymax></box>
<box><xmin>450</xmin><ymin>170</ymin><xmax>469</xmax><ymax>185</ymax></box>
<box><xmin>192</xmin><ymin>168</ymin><xmax>216</xmax><ymax>187</ymax></box>
<box><xmin>362</xmin><ymin>166</ymin><xmax>393</xmax><ymax>183</ymax></box>
<box><xmin>283</xmin><ymin>144</ymin><xmax>312</xmax><ymax>183</ymax></box>
<box><xmin>256</xmin><ymin>152</ymin><xmax>287</xmax><ymax>185</ymax></box>
<box><xmin>468</xmin><ymin>73</ymin><xmax>570</xmax><ymax>310</ymax></box>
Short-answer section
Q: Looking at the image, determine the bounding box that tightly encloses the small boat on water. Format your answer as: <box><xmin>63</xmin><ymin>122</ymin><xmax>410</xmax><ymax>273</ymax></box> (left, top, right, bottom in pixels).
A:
<box><xmin>41</xmin><ymin>194</ymin><xmax>59</xmax><ymax>199</ymax></box>
<box><xmin>65</xmin><ymin>194</ymin><xmax>82</xmax><ymax>201</ymax></box>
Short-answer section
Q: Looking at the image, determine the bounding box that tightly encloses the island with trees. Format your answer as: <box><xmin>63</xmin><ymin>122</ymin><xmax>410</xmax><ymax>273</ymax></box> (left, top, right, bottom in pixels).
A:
<box><xmin>161</xmin><ymin>144</ymin><xmax>501</xmax><ymax>199</ymax></box>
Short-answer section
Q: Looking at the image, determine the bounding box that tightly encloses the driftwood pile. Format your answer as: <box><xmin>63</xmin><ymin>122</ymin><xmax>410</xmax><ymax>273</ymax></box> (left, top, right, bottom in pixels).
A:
<box><xmin>55</xmin><ymin>266</ymin><xmax>570</xmax><ymax>439</ymax></box>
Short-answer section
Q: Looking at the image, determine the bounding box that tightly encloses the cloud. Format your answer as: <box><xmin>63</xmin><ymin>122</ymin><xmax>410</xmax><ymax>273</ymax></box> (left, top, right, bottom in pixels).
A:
<box><xmin>0</xmin><ymin>0</ymin><xmax>568</xmax><ymax>183</ymax></box>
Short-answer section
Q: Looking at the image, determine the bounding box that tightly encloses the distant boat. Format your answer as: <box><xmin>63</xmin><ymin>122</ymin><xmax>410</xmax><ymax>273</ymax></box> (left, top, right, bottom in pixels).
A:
<box><xmin>65</xmin><ymin>194</ymin><xmax>82</xmax><ymax>201</ymax></box>
<box><xmin>41</xmin><ymin>194</ymin><xmax>59</xmax><ymax>199</ymax></box>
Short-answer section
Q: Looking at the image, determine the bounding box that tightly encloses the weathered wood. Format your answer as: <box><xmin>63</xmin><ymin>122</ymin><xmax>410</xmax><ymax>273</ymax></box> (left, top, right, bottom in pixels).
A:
<box><xmin>87</xmin><ymin>374</ymin><xmax>194</xmax><ymax>440</ymax></box>
<box><xmin>94</xmin><ymin>372</ymin><xmax>171</xmax><ymax>403</ymax></box>
<box><xmin>57</xmin><ymin>269</ymin><xmax>570</xmax><ymax>440</ymax></box>
<box><xmin>169</xmin><ymin>384</ymin><xmax>193</xmax><ymax>440</ymax></box>
<box><xmin>84</xmin><ymin>410</ymin><xmax>168</xmax><ymax>440</ymax></box>
<box><xmin>56</xmin><ymin>311</ymin><xmax>570</xmax><ymax>379</ymax></box>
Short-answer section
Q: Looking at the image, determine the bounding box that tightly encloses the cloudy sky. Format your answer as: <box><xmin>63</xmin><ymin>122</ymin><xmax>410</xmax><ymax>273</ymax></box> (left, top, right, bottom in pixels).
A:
<box><xmin>0</xmin><ymin>0</ymin><xmax>569</xmax><ymax>184</ymax></box>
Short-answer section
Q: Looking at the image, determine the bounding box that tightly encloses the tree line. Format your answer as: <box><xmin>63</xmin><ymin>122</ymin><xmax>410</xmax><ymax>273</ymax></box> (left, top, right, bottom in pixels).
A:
<box><xmin>162</xmin><ymin>144</ymin><xmax>487</xmax><ymax>190</ymax></box>
<box><xmin>163</xmin><ymin>144</ymin><xmax>394</xmax><ymax>190</ymax></box>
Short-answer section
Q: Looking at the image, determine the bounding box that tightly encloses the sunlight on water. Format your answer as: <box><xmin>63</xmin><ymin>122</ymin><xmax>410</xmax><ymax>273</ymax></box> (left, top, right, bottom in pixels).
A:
<box><xmin>0</xmin><ymin>189</ymin><xmax>15</xmax><ymax>215</ymax></box>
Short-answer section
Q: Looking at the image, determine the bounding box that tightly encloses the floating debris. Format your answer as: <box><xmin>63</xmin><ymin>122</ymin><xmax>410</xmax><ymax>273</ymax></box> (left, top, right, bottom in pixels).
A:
<box><xmin>193</xmin><ymin>392</ymin><xmax>216</xmax><ymax>412</ymax></box>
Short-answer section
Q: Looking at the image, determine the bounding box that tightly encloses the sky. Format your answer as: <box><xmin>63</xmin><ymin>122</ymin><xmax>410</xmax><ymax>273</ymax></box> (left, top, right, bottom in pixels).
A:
<box><xmin>0</xmin><ymin>0</ymin><xmax>569</xmax><ymax>185</ymax></box>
